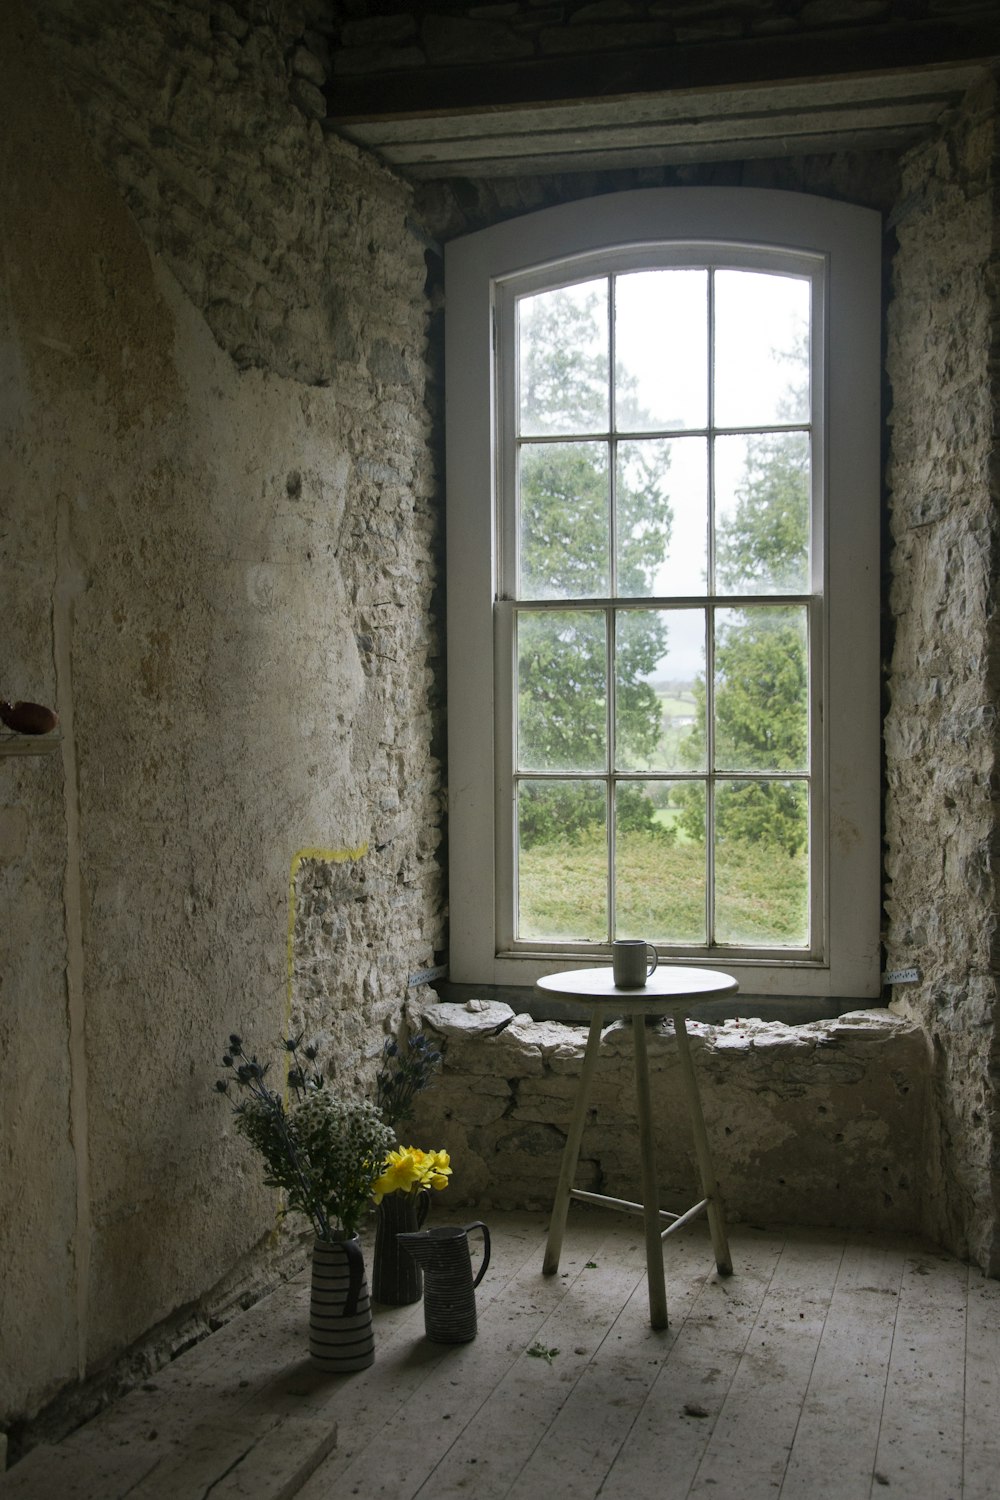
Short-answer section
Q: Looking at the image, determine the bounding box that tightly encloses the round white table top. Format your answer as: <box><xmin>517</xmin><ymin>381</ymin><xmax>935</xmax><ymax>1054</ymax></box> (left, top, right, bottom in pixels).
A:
<box><xmin>535</xmin><ymin>964</ymin><xmax>739</xmax><ymax>1008</ymax></box>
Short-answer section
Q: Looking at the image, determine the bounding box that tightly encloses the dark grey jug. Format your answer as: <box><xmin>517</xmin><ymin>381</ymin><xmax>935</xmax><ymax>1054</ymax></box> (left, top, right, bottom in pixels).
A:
<box><xmin>397</xmin><ymin>1221</ymin><xmax>491</xmax><ymax>1343</ymax></box>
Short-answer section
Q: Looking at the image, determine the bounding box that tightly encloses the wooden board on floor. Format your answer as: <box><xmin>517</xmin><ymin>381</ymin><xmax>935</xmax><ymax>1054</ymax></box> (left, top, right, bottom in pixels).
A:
<box><xmin>872</xmin><ymin>1246</ymin><xmax>969</xmax><ymax>1499</ymax></box>
<box><xmin>0</xmin><ymin>1213</ymin><xmax>543</xmax><ymax>1500</ymax></box>
<box><xmin>685</xmin><ymin>1230</ymin><xmax>847</xmax><ymax>1497</ymax></box>
<box><xmin>780</xmin><ymin>1237</ymin><xmax>905</xmax><ymax>1499</ymax></box>
<box><xmin>0</xmin><ymin>1442</ymin><xmax>161</xmax><ymax>1500</ymax></box>
<box><xmin>348</xmin><ymin>1223</ymin><xmax>658</xmax><ymax>1499</ymax></box>
<box><xmin>597</xmin><ymin>1226</ymin><xmax>786</xmax><ymax>1500</ymax></box>
<box><xmin>469</xmin><ymin>1230</ymin><xmax>765</xmax><ymax>1500</ymax></box>
<box><xmin>963</xmin><ymin>1267</ymin><xmax>1000</xmax><ymax>1500</ymax></box>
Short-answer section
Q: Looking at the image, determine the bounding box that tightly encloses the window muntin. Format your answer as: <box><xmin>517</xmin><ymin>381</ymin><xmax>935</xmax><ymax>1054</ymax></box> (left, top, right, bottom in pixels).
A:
<box><xmin>502</xmin><ymin>257</ymin><xmax>817</xmax><ymax>959</ymax></box>
<box><xmin>445</xmin><ymin>188</ymin><xmax>881</xmax><ymax>997</ymax></box>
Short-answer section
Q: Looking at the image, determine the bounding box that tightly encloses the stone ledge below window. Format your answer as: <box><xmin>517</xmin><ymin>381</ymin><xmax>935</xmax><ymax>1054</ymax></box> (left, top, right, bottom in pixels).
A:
<box><xmin>434</xmin><ymin>978</ymin><xmax>857</xmax><ymax>1025</ymax></box>
<box><xmin>405</xmin><ymin>995</ymin><xmax>927</xmax><ymax>1238</ymax></box>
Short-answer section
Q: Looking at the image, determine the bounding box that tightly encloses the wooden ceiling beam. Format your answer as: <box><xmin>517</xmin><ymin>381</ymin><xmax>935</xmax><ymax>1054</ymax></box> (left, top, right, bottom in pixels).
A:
<box><xmin>327</xmin><ymin>20</ymin><xmax>1000</xmax><ymax>123</ymax></box>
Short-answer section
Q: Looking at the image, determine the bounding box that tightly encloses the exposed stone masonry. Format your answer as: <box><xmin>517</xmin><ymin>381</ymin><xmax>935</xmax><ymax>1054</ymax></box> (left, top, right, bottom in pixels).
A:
<box><xmin>34</xmin><ymin>0</ymin><xmax>401</xmax><ymax>388</ymax></box>
<box><xmin>884</xmin><ymin>71</ymin><xmax>1000</xmax><ymax>1272</ymax></box>
<box><xmin>407</xmin><ymin>998</ymin><xmax>928</xmax><ymax>1235</ymax></box>
<box><xmin>411</xmin><ymin>147</ymin><xmax>901</xmax><ymax>248</ymax></box>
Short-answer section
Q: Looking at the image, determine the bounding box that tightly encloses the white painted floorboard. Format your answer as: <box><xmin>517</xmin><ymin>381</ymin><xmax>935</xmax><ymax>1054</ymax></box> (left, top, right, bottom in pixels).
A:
<box><xmin>3</xmin><ymin>1211</ymin><xmax>997</xmax><ymax>1500</ymax></box>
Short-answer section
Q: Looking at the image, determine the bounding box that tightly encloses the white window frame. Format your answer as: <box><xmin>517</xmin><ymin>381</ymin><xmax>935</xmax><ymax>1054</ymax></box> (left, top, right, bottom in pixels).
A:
<box><xmin>445</xmin><ymin>188</ymin><xmax>881</xmax><ymax>998</ymax></box>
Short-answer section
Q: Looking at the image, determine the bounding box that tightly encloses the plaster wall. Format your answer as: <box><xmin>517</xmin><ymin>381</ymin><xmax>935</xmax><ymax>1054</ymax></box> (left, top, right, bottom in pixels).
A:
<box><xmin>884</xmin><ymin>72</ymin><xmax>1000</xmax><ymax>1273</ymax></box>
<box><xmin>1</xmin><ymin>0</ymin><xmax>442</xmax><ymax>1429</ymax></box>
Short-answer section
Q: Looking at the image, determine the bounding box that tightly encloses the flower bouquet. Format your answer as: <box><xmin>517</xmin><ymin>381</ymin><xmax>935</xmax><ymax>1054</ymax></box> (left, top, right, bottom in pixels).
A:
<box><xmin>215</xmin><ymin>1032</ymin><xmax>393</xmax><ymax>1371</ymax></box>
<box><xmin>215</xmin><ymin>1032</ymin><xmax>393</xmax><ymax>1242</ymax></box>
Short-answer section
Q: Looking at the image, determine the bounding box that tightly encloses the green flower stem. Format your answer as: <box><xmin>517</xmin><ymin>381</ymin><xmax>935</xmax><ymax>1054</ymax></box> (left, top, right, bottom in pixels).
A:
<box><xmin>217</xmin><ymin>1033</ymin><xmax>394</xmax><ymax>1243</ymax></box>
<box><xmin>229</xmin><ymin>1041</ymin><xmax>332</xmax><ymax>1241</ymax></box>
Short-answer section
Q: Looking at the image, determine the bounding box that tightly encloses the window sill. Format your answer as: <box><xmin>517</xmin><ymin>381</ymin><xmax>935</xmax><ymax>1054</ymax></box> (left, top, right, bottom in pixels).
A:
<box><xmin>434</xmin><ymin>979</ymin><xmax>865</xmax><ymax>1027</ymax></box>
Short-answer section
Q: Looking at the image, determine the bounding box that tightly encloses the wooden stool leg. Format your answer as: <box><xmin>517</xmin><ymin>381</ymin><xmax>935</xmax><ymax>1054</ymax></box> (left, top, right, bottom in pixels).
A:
<box><xmin>632</xmin><ymin>1014</ymin><xmax>668</xmax><ymax>1329</ymax></box>
<box><xmin>674</xmin><ymin>1015</ymin><xmax>732</xmax><ymax>1276</ymax></box>
<box><xmin>543</xmin><ymin>1012</ymin><xmax>603</xmax><ymax>1276</ymax></box>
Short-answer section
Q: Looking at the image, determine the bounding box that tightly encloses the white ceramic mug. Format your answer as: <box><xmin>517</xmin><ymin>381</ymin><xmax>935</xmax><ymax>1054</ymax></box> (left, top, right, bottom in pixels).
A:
<box><xmin>612</xmin><ymin>939</ymin><xmax>658</xmax><ymax>988</ymax></box>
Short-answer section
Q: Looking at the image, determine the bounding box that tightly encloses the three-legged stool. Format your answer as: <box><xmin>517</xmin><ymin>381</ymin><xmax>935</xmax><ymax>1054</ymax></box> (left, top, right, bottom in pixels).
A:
<box><xmin>536</xmin><ymin>965</ymin><xmax>738</xmax><ymax>1330</ymax></box>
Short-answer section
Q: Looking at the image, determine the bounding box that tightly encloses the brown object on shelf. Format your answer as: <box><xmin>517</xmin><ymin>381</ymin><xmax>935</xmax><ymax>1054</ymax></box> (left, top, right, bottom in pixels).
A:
<box><xmin>0</xmin><ymin>700</ymin><xmax>59</xmax><ymax>734</ymax></box>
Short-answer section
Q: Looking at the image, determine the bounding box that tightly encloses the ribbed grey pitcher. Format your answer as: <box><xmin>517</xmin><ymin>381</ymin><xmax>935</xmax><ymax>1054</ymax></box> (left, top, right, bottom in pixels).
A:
<box><xmin>397</xmin><ymin>1222</ymin><xmax>490</xmax><ymax>1343</ymax></box>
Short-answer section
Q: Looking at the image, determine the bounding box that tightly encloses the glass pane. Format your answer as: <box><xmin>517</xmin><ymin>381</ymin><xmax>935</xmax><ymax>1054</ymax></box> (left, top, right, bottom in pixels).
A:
<box><xmin>714</xmin><ymin>780</ymin><xmax>809</xmax><ymax>946</ymax></box>
<box><xmin>714</xmin><ymin>431</ymin><xmax>810</xmax><ymax>595</ymax></box>
<box><xmin>615</xmin><ymin>780</ymin><xmax>706</xmax><ymax>944</ymax></box>
<box><xmin>713</xmin><ymin>607</ymin><xmax>808</xmax><ymax>773</ymax></box>
<box><xmin>519</xmin><ymin>280</ymin><xmax>609</xmax><ymax>437</ymax></box>
<box><xmin>615</xmin><ymin>609</ymin><xmax>706</xmax><ymax>772</ymax></box>
<box><xmin>615</xmin><ymin>270</ymin><xmax>708</xmax><ymax>432</ymax></box>
<box><xmin>517</xmin><ymin>610</ymin><xmax>607</xmax><ymax>772</ymax></box>
<box><xmin>518</xmin><ymin>780</ymin><xmax>607</xmax><ymax>940</ymax></box>
<box><xmin>616</xmin><ymin>437</ymin><xmax>707</xmax><ymax>598</ymax></box>
<box><xmin>713</xmin><ymin>271</ymin><xmax>810</xmax><ymax>428</ymax></box>
<box><xmin>520</xmin><ymin>441</ymin><xmax>609</xmax><ymax>599</ymax></box>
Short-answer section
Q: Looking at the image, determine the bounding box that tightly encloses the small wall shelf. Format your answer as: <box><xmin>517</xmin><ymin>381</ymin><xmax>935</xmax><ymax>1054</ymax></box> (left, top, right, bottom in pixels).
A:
<box><xmin>0</xmin><ymin>735</ymin><xmax>61</xmax><ymax>757</ymax></box>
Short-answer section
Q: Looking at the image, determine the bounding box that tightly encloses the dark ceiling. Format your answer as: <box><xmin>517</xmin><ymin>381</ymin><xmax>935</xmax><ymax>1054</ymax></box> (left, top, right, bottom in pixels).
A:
<box><xmin>326</xmin><ymin>18</ymin><xmax>998</xmax><ymax>179</ymax></box>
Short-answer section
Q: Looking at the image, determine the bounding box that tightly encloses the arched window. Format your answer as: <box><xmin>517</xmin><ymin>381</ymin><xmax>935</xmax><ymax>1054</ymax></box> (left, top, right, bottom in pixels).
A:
<box><xmin>446</xmin><ymin>189</ymin><xmax>881</xmax><ymax>999</ymax></box>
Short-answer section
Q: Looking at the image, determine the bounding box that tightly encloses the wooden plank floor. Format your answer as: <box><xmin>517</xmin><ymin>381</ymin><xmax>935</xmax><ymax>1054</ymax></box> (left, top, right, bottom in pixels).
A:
<box><xmin>3</xmin><ymin>1210</ymin><xmax>998</xmax><ymax>1500</ymax></box>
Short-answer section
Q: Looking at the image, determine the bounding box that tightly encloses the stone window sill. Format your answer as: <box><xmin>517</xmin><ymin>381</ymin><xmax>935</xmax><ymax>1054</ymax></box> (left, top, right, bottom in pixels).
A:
<box><xmin>433</xmin><ymin>979</ymin><xmax>863</xmax><ymax>1028</ymax></box>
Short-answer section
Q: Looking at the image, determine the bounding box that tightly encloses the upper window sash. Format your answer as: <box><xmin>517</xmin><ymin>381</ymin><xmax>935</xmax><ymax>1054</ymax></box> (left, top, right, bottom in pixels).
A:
<box><xmin>495</xmin><ymin>246</ymin><xmax>827</xmax><ymax>604</ymax></box>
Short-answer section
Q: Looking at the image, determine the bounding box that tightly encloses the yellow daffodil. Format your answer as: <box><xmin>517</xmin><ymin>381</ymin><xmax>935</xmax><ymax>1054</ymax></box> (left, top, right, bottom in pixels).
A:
<box><xmin>423</xmin><ymin>1148</ymin><xmax>452</xmax><ymax>1191</ymax></box>
<box><xmin>372</xmin><ymin>1145</ymin><xmax>452</xmax><ymax>1204</ymax></box>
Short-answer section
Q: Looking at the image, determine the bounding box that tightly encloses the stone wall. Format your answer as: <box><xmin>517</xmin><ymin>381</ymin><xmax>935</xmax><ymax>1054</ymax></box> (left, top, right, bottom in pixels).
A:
<box><xmin>1</xmin><ymin>0</ymin><xmax>442</xmax><ymax>1435</ymax></box>
<box><xmin>884</xmin><ymin>72</ymin><xmax>1000</xmax><ymax>1273</ymax></box>
<box><xmin>406</xmin><ymin>999</ymin><xmax>929</xmax><ymax>1235</ymax></box>
<box><xmin>35</xmin><ymin>0</ymin><xmax>339</xmax><ymax>387</ymax></box>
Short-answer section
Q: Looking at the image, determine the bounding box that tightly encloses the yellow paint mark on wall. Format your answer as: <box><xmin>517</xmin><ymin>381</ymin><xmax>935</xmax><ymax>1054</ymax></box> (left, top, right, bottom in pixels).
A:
<box><xmin>286</xmin><ymin>843</ymin><xmax>368</xmax><ymax>1031</ymax></box>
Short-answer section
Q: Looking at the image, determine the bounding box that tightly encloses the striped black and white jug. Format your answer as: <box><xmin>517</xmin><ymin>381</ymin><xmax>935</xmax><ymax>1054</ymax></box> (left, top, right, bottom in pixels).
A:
<box><xmin>309</xmin><ymin>1233</ymin><xmax>375</xmax><ymax>1372</ymax></box>
<box><xmin>397</xmin><ymin>1222</ymin><xmax>491</xmax><ymax>1343</ymax></box>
